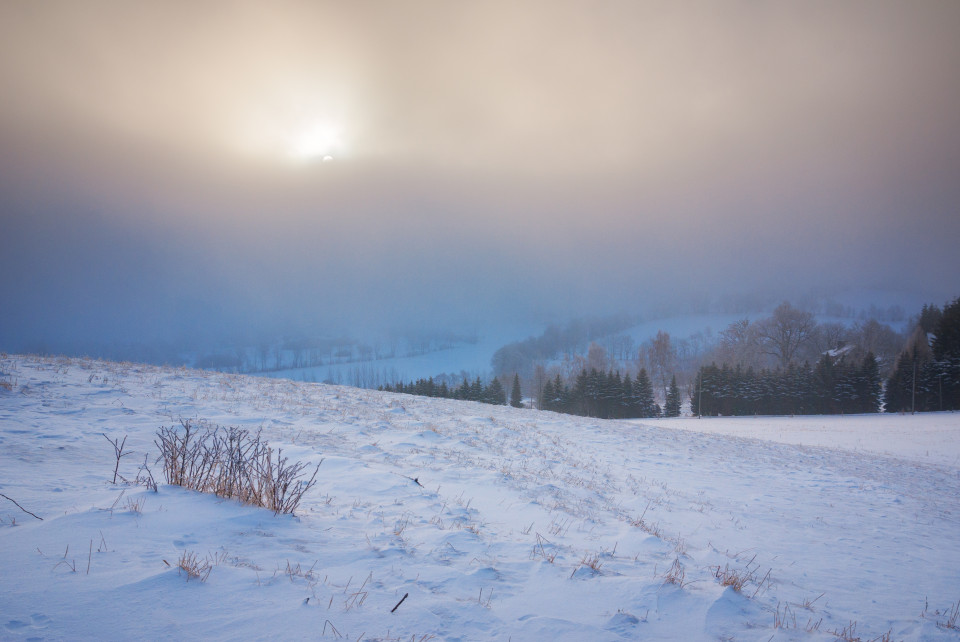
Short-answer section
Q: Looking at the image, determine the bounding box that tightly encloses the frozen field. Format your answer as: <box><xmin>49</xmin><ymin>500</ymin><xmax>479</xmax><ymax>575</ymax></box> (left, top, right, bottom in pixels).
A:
<box><xmin>640</xmin><ymin>413</ymin><xmax>960</xmax><ymax>469</ymax></box>
<box><xmin>1</xmin><ymin>355</ymin><xmax>959</xmax><ymax>641</ymax></box>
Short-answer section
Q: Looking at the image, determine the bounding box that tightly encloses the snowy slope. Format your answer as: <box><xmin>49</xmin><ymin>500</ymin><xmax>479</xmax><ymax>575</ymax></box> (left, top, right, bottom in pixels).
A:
<box><xmin>1</xmin><ymin>355</ymin><xmax>959</xmax><ymax>641</ymax></box>
<box><xmin>640</xmin><ymin>414</ymin><xmax>960</xmax><ymax>468</ymax></box>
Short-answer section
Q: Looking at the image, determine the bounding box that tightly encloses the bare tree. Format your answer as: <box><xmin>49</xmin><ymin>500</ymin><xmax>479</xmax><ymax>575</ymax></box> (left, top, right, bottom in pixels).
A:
<box><xmin>850</xmin><ymin>319</ymin><xmax>903</xmax><ymax>376</ymax></box>
<box><xmin>604</xmin><ymin>334</ymin><xmax>635</xmax><ymax>364</ymax></box>
<box><xmin>533</xmin><ymin>363</ymin><xmax>547</xmax><ymax>410</ymax></box>
<box><xmin>810</xmin><ymin>322</ymin><xmax>849</xmax><ymax>359</ymax></box>
<box><xmin>717</xmin><ymin>319</ymin><xmax>762</xmax><ymax>369</ymax></box>
<box><xmin>757</xmin><ymin>302</ymin><xmax>817</xmax><ymax>367</ymax></box>
<box><xmin>586</xmin><ymin>342</ymin><xmax>610</xmax><ymax>373</ymax></box>
<box><xmin>647</xmin><ymin>330</ymin><xmax>677</xmax><ymax>401</ymax></box>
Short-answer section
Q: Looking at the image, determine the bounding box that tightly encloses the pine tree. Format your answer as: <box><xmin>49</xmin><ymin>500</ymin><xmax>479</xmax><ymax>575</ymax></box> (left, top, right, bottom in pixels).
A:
<box><xmin>665</xmin><ymin>375</ymin><xmax>681</xmax><ymax>417</ymax></box>
<box><xmin>886</xmin><ymin>323</ymin><xmax>936</xmax><ymax>413</ymax></box>
<box><xmin>859</xmin><ymin>352</ymin><xmax>881</xmax><ymax>413</ymax></box>
<box><xmin>813</xmin><ymin>354</ymin><xmax>836</xmax><ymax>414</ymax></box>
<box><xmin>690</xmin><ymin>369</ymin><xmax>703</xmax><ymax>417</ymax></box>
<box><xmin>510</xmin><ymin>374</ymin><xmax>523</xmax><ymax>408</ymax></box>
<box><xmin>621</xmin><ymin>373</ymin><xmax>636</xmax><ymax>418</ymax></box>
<box><xmin>884</xmin><ymin>351</ymin><xmax>911</xmax><ymax>412</ymax></box>
<box><xmin>920</xmin><ymin>304</ymin><xmax>943</xmax><ymax>333</ymax></box>
<box><xmin>833</xmin><ymin>360</ymin><xmax>857</xmax><ymax>414</ymax></box>
<box><xmin>932</xmin><ymin>297</ymin><xmax>960</xmax><ymax>410</ymax></box>
<box><xmin>485</xmin><ymin>377</ymin><xmax>506</xmax><ymax>405</ymax></box>
<box><xmin>552</xmin><ymin>374</ymin><xmax>567</xmax><ymax>412</ymax></box>
<box><xmin>635</xmin><ymin>368</ymin><xmax>656</xmax><ymax>418</ymax></box>
<box><xmin>541</xmin><ymin>378</ymin><xmax>555</xmax><ymax>411</ymax></box>
<box><xmin>606</xmin><ymin>371</ymin><xmax>623</xmax><ymax>418</ymax></box>
<box><xmin>573</xmin><ymin>370</ymin><xmax>590</xmax><ymax>416</ymax></box>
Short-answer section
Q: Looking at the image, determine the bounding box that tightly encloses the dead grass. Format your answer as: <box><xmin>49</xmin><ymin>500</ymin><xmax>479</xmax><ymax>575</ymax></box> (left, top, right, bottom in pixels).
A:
<box><xmin>924</xmin><ymin>597</ymin><xmax>960</xmax><ymax>630</ymax></box>
<box><xmin>773</xmin><ymin>601</ymin><xmax>822</xmax><ymax>633</ymax></box>
<box><xmin>829</xmin><ymin>620</ymin><xmax>892</xmax><ymax>642</ymax></box>
<box><xmin>714</xmin><ymin>564</ymin><xmax>750</xmax><ymax>591</ymax></box>
<box><xmin>570</xmin><ymin>552</ymin><xmax>604</xmax><ymax>578</ymax></box>
<box><xmin>531</xmin><ymin>532</ymin><xmax>557</xmax><ymax>563</ymax></box>
<box><xmin>155</xmin><ymin>419</ymin><xmax>321</xmax><ymax>514</ymax></box>
<box><xmin>175</xmin><ymin>550</ymin><xmax>214</xmax><ymax>582</ymax></box>
<box><xmin>660</xmin><ymin>557</ymin><xmax>686</xmax><ymax>588</ymax></box>
<box><xmin>124</xmin><ymin>495</ymin><xmax>145</xmax><ymax>514</ymax></box>
<box><xmin>710</xmin><ymin>562</ymin><xmax>771</xmax><ymax>597</ymax></box>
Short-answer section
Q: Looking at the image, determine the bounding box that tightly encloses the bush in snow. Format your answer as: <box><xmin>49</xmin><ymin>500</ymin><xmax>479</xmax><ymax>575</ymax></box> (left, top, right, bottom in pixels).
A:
<box><xmin>155</xmin><ymin>419</ymin><xmax>320</xmax><ymax>515</ymax></box>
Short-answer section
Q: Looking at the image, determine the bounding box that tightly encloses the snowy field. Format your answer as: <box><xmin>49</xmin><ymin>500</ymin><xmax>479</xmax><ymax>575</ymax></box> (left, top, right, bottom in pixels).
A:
<box><xmin>640</xmin><ymin>413</ymin><xmax>960</xmax><ymax>469</ymax></box>
<box><xmin>2</xmin><ymin>355</ymin><xmax>959</xmax><ymax>641</ymax></box>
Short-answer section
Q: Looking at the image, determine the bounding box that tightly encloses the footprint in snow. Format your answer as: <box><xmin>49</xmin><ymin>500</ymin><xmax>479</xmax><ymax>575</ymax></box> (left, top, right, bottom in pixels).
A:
<box><xmin>5</xmin><ymin>614</ymin><xmax>49</xmax><ymax>632</ymax></box>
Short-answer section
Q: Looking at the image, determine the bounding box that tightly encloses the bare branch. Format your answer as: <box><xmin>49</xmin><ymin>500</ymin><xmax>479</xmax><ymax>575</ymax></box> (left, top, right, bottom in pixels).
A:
<box><xmin>0</xmin><ymin>493</ymin><xmax>42</xmax><ymax>520</ymax></box>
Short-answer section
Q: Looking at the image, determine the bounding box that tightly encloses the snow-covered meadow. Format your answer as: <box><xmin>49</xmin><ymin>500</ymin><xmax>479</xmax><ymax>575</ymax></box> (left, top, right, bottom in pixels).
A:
<box><xmin>1</xmin><ymin>354</ymin><xmax>959</xmax><ymax>640</ymax></box>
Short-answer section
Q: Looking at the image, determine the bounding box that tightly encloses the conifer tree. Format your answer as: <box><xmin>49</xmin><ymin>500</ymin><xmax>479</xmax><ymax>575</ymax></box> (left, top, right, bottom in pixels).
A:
<box><xmin>858</xmin><ymin>352</ymin><xmax>882</xmax><ymax>413</ymax></box>
<box><xmin>552</xmin><ymin>374</ymin><xmax>567</xmax><ymax>412</ymax></box>
<box><xmin>606</xmin><ymin>371</ymin><xmax>623</xmax><ymax>418</ymax></box>
<box><xmin>932</xmin><ymin>297</ymin><xmax>960</xmax><ymax>410</ymax></box>
<box><xmin>510</xmin><ymin>374</ymin><xmax>523</xmax><ymax>408</ymax></box>
<box><xmin>635</xmin><ymin>368</ymin><xmax>656</xmax><ymax>418</ymax></box>
<box><xmin>541</xmin><ymin>378</ymin><xmax>555</xmax><ymax>411</ymax></box>
<box><xmin>665</xmin><ymin>375</ymin><xmax>681</xmax><ymax>417</ymax></box>
<box><xmin>485</xmin><ymin>377</ymin><xmax>506</xmax><ymax>405</ymax></box>
<box><xmin>621</xmin><ymin>373</ymin><xmax>635</xmax><ymax>418</ymax></box>
<box><xmin>690</xmin><ymin>369</ymin><xmax>703</xmax><ymax>417</ymax></box>
<box><xmin>471</xmin><ymin>377</ymin><xmax>484</xmax><ymax>402</ymax></box>
<box><xmin>456</xmin><ymin>378</ymin><xmax>470</xmax><ymax>400</ymax></box>
<box><xmin>813</xmin><ymin>354</ymin><xmax>836</xmax><ymax>414</ymax></box>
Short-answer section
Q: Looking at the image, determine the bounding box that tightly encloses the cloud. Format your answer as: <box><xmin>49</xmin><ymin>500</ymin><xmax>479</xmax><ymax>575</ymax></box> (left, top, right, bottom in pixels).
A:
<box><xmin>1</xmin><ymin>1</ymin><xmax>959</xmax><ymax>353</ymax></box>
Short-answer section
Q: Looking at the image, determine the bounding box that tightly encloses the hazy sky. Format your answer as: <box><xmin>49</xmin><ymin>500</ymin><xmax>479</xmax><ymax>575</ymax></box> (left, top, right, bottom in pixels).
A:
<box><xmin>2</xmin><ymin>1</ymin><xmax>959</xmax><ymax>353</ymax></box>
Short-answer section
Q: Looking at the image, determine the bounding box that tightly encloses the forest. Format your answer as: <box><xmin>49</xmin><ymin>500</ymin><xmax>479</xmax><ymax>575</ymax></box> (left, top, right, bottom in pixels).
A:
<box><xmin>384</xmin><ymin>298</ymin><xmax>960</xmax><ymax>418</ymax></box>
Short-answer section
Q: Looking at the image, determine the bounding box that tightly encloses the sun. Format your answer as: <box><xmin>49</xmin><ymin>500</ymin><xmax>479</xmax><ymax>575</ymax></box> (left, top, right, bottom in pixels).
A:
<box><xmin>290</xmin><ymin>122</ymin><xmax>343</xmax><ymax>162</ymax></box>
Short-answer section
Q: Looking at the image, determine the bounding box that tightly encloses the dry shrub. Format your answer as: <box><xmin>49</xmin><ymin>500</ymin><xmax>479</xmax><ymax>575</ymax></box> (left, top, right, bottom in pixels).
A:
<box><xmin>714</xmin><ymin>564</ymin><xmax>750</xmax><ymax>591</ymax></box>
<box><xmin>942</xmin><ymin>600</ymin><xmax>960</xmax><ymax>630</ymax></box>
<box><xmin>711</xmin><ymin>563</ymin><xmax>772</xmax><ymax>597</ymax></box>
<box><xmin>177</xmin><ymin>550</ymin><xmax>213</xmax><ymax>582</ymax></box>
<box><xmin>661</xmin><ymin>557</ymin><xmax>685</xmax><ymax>587</ymax></box>
<box><xmin>155</xmin><ymin>419</ymin><xmax>321</xmax><ymax>514</ymax></box>
<box><xmin>570</xmin><ymin>552</ymin><xmax>604</xmax><ymax>578</ymax></box>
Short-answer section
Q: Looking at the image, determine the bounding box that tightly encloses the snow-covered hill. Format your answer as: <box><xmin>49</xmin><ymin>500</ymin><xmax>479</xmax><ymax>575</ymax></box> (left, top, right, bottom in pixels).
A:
<box><xmin>1</xmin><ymin>355</ymin><xmax>958</xmax><ymax>640</ymax></box>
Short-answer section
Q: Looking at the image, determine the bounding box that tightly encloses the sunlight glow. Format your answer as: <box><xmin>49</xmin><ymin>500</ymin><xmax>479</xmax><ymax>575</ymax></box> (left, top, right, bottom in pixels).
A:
<box><xmin>290</xmin><ymin>122</ymin><xmax>343</xmax><ymax>161</ymax></box>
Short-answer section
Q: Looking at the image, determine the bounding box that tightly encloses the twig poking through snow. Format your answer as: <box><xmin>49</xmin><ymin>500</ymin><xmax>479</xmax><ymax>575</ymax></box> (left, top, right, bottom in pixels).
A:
<box><xmin>0</xmin><ymin>492</ymin><xmax>43</xmax><ymax>520</ymax></box>
<box><xmin>393</xmin><ymin>472</ymin><xmax>423</xmax><ymax>487</ymax></box>
<box><xmin>102</xmin><ymin>433</ymin><xmax>133</xmax><ymax>484</ymax></box>
<box><xmin>391</xmin><ymin>592</ymin><xmax>409</xmax><ymax>613</ymax></box>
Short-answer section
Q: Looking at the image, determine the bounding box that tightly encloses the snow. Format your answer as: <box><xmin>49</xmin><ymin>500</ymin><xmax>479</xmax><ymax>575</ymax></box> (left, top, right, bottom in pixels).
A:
<box><xmin>2</xmin><ymin>354</ymin><xmax>959</xmax><ymax>640</ymax></box>
<box><xmin>640</xmin><ymin>413</ymin><xmax>960</xmax><ymax>469</ymax></box>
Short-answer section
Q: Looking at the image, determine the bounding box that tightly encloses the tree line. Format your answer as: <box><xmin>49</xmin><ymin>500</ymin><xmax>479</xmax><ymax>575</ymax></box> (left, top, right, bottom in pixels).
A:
<box><xmin>380</xmin><ymin>374</ymin><xmax>524</xmax><ymax>408</ymax></box>
<box><xmin>883</xmin><ymin>299</ymin><xmax>960</xmax><ymax>412</ymax></box>
<box><xmin>382</xmin><ymin>368</ymin><xmax>682</xmax><ymax>419</ymax></box>
<box><xmin>690</xmin><ymin>352</ymin><xmax>882</xmax><ymax>416</ymax></box>
<box><xmin>540</xmin><ymin>369</ymin><xmax>681</xmax><ymax>418</ymax></box>
<box><xmin>381</xmin><ymin>297</ymin><xmax>959</xmax><ymax>418</ymax></box>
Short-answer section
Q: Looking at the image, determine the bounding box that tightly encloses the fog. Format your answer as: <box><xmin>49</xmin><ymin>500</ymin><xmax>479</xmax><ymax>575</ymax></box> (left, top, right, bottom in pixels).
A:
<box><xmin>2</xmin><ymin>1</ymin><xmax>959</xmax><ymax>357</ymax></box>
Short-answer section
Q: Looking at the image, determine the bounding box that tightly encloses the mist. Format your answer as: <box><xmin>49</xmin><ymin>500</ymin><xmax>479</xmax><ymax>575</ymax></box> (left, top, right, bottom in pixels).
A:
<box><xmin>2</xmin><ymin>1</ymin><xmax>959</xmax><ymax>358</ymax></box>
